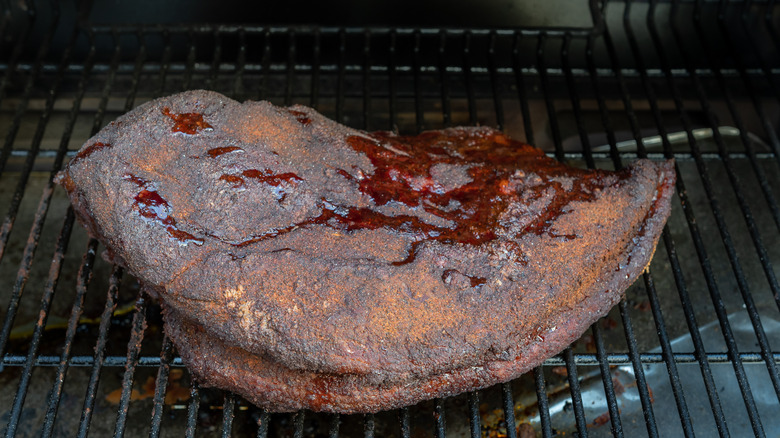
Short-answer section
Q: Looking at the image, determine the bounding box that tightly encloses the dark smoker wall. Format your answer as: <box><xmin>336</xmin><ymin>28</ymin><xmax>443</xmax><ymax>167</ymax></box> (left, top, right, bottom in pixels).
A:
<box><xmin>83</xmin><ymin>0</ymin><xmax>594</xmax><ymax>27</ymax></box>
<box><xmin>4</xmin><ymin>0</ymin><xmax>779</xmax><ymax>73</ymax></box>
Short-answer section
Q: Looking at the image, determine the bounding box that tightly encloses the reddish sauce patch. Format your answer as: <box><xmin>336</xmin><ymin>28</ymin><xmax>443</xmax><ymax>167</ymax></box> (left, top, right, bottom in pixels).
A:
<box><xmin>207</xmin><ymin>146</ymin><xmax>243</xmax><ymax>158</ymax></box>
<box><xmin>336</xmin><ymin>169</ymin><xmax>354</xmax><ymax>181</ymax></box>
<box><xmin>219</xmin><ymin>174</ymin><xmax>245</xmax><ymax>188</ymax></box>
<box><xmin>343</xmin><ymin>131</ymin><xmax>621</xmax><ymax>247</ymax></box>
<box><xmin>125</xmin><ymin>174</ymin><xmax>204</xmax><ymax>246</ymax></box>
<box><xmin>287</xmin><ymin>109</ymin><xmax>312</xmax><ymax>125</ymax></box>
<box><xmin>224</xmin><ymin>130</ymin><xmax>628</xmax><ymax>266</ymax></box>
<box><xmin>442</xmin><ymin>269</ymin><xmax>487</xmax><ymax>288</ymax></box>
<box><xmin>242</xmin><ymin>169</ymin><xmax>303</xmax><ymax>187</ymax></box>
<box><xmin>162</xmin><ymin>107</ymin><xmax>213</xmax><ymax>134</ymax></box>
<box><xmin>73</xmin><ymin>142</ymin><xmax>111</xmax><ymax>163</ymax></box>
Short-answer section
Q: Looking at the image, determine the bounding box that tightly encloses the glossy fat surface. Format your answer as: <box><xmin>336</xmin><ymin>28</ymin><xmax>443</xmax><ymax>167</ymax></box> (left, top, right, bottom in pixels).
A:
<box><xmin>59</xmin><ymin>90</ymin><xmax>675</xmax><ymax>412</ymax></box>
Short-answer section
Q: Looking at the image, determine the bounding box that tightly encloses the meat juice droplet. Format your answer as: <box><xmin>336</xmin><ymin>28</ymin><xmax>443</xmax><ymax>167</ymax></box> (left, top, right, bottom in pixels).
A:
<box><xmin>287</xmin><ymin>109</ymin><xmax>312</xmax><ymax>125</ymax></box>
<box><xmin>442</xmin><ymin>269</ymin><xmax>488</xmax><ymax>288</ymax></box>
<box><xmin>162</xmin><ymin>107</ymin><xmax>214</xmax><ymax>134</ymax></box>
<box><xmin>134</xmin><ymin>189</ymin><xmax>174</xmax><ymax>226</ymax></box>
<box><xmin>207</xmin><ymin>146</ymin><xmax>243</xmax><ymax>157</ymax></box>
<box><xmin>73</xmin><ymin>142</ymin><xmax>111</xmax><ymax>163</ymax></box>
<box><xmin>124</xmin><ymin>174</ymin><xmax>204</xmax><ymax>245</ymax></box>
<box><xmin>242</xmin><ymin>169</ymin><xmax>303</xmax><ymax>187</ymax></box>
<box><xmin>219</xmin><ymin>174</ymin><xmax>245</xmax><ymax>188</ymax></box>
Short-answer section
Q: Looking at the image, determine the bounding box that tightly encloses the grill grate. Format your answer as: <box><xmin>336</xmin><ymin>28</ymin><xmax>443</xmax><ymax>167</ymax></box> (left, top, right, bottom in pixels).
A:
<box><xmin>1</xmin><ymin>0</ymin><xmax>780</xmax><ymax>436</ymax></box>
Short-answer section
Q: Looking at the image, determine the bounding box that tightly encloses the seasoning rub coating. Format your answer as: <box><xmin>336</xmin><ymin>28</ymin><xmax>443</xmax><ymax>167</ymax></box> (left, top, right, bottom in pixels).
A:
<box><xmin>58</xmin><ymin>90</ymin><xmax>675</xmax><ymax>413</ymax></box>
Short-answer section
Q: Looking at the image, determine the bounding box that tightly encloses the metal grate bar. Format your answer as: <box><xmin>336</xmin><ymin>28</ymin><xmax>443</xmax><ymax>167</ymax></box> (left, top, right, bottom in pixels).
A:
<box><xmin>148</xmin><ymin>335</ymin><xmax>174</xmax><ymax>438</ymax></box>
<box><xmin>232</xmin><ymin>27</ymin><xmax>246</xmax><ymax>100</ymax></box>
<box><xmin>311</xmin><ymin>29</ymin><xmax>322</xmax><ymax>109</ymax></box>
<box><xmin>222</xmin><ymin>393</ymin><xmax>237</xmax><ymax>437</ymax></box>
<box><xmin>40</xmin><ymin>236</ymin><xmax>98</xmax><ymax>437</ymax></box>
<box><xmin>533</xmin><ymin>367</ymin><xmax>554</xmax><ymax>438</ymax></box>
<box><xmin>561</xmin><ymin>33</ymin><xmax>596</xmax><ymax>169</ymax></box>
<box><xmin>114</xmin><ymin>297</ymin><xmax>150</xmax><ymax>437</ymax></box>
<box><xmin>399</xmin><ymin>407</ymin><xmax>411</xmax><ymax>438</ymax></box>
<box><xmin>293</xmin><ymin>411</ymin><xmax>305</xmax><ymax>438</ymax></box>
<box><xmin>284</xmin><ymin>30</ymin><xmax>296</xmax><ymax>106</ymax></box>
<box><xmin>184</xmin><ymin>382</ymin><xmax>201</xmax><ymax>438</ymax></box>
<box><xmin>87</xmin><ymin>23</ymin><xmax>605</xmax><ymax>37</ymax></box>
<box><xmin>20</xmin><ymin>58</ymin><xmax>780</xmax><ymax>80</ymax></box>
<box><xmin>89</xmin><ymin>30</ymin><xmax>124</xmax><ymax>136</ymax></box>
<box><xmin>4</xmin><ymin>208</ymin><xmax>74</xmax><ymax>437</ymax></box>
<box><xmin>387</xmin><ymin>30</ymin><xmax>398</xmax><ymax>130</ymax></box>
<box><xmin>592</xmin><ymin>323</ymin><xmax>625</xmax><ymax>437</ymax></box>
<box><xmin>643</xmin><ymin>270</ymin><xmax>696</xmax><ymax>437</ymax></box>
<box><xmin>584</xmin><ymin>33</ymin><xmax>622</xmax><ymax>169</ymax></box>
<box><xmin>77</xmin><ymin>266</ymin><xmax>124</xmax><ymax>437</ymax></box>
<box><xmin>5</xmin><ymin>351</ymin><xmax>780</xmax><ymax>368</ymax></box>
<box><xmin>413</xmin><ymin>31</ymin><xmax>425</xmax><ymax>132</ymax></box>
<box><xmin>363</xmin><ymin>30</ymin><xmax>371</xmax><ymax>131</ymax></box>
<box><xmin>438</xmin><ymin>31</ymin><xmax>452</xmax><ymax>128</ymax></box>
<box><xmin>563</xmin><ymin>347</ymin><xmax>589</xmax><ymax>437</ymax></box>
<box><xmin>258</xmin><ymin>28</ymin><xmax>271</xmax><ymax>101</ymax></box>
<box><xmin>256</xmin><ymin>409</ymin><xmax>270</xmax><ymax>438</ymax></box>
<box><xmin>500</xmin><ymin>383</ymin><xmax>517</xmax><ymax>438</ymax></box>
<box><xmin>284</xmin><ymin>30</ymin><xmax>297</xmax><ymax>106</ymax></box>
<box><xmin>155</xmin><ymin>29</ymin><xmax>173</xmax><ymax>97</ymax></box>
<box><xmin>618</xmin><ymin>299</ymin><xmax>660</xmax><ymax>437</ymax></box>
<box><xmin>467</xmin><ymin>391</ymin><xmax>480</xmax><ymax>438</ymax></box>
<box><xmin>365</xmin><ymin>412</ymin><xmax>376</xmax><ymax>438</ymax></box>
<box><xmin>206</xmin><ymin>28</ymin><xmax>223</xmax><ymax>92</ymax></box>
<box><xmin>488</xmin><ymin>32</ymin><xmax>505</xmax><ymax>130</ymax></box>
<box><xmin>124</xmin><ymin>31</ymin><xmax>148</xmax><ymax>111</ymax></box>
<box><xmin>462</xmin><ymin>32</ymin><xmax>477</xmax><ymax>126</ymax></box>
<box><xmin>336</xmin><ymin>29</ymin><xmax>346</xmax><ymax>124</ymax></box>
<box><xmin>663</xmin><ymin>226</ymin><xmax>733</xmax><ymax>438</ymax></box>
<box><xmin>512</xmin><ymin>34</ymin><xmax>534</xmax><ymax>145</ymax></box>
<box><xmin>328</xmin><ymin>413</ymin><xmax>340</xmax><ymax>438</ymax></box>
<box><xmin>673</xmin><ymin>3</ymin><xmax>780</xmax><ymax>403</ymax></box>
<box><xmin>182</xmin><ymin>29</ymin><xmax>197</xmax><ymax>91</ymax></box>
<box><xmin>535</xmin><ymin>33</ymin><xmax>566</xmax><ymax>163</ymax></box>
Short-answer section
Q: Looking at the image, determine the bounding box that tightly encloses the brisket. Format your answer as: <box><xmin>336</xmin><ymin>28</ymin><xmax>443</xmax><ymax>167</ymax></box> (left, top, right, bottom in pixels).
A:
<box><xmin>57</xmin><ymin>90</ymin><xmax>675</xmax><ymax>413</ymax></box>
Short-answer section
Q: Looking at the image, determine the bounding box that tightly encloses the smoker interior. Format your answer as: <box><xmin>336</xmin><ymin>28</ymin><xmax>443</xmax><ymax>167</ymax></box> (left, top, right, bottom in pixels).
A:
<box><xmin>1</xmin><ymin>0</ymin><xmax>780</xmax><ymax>436</ymax></box>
